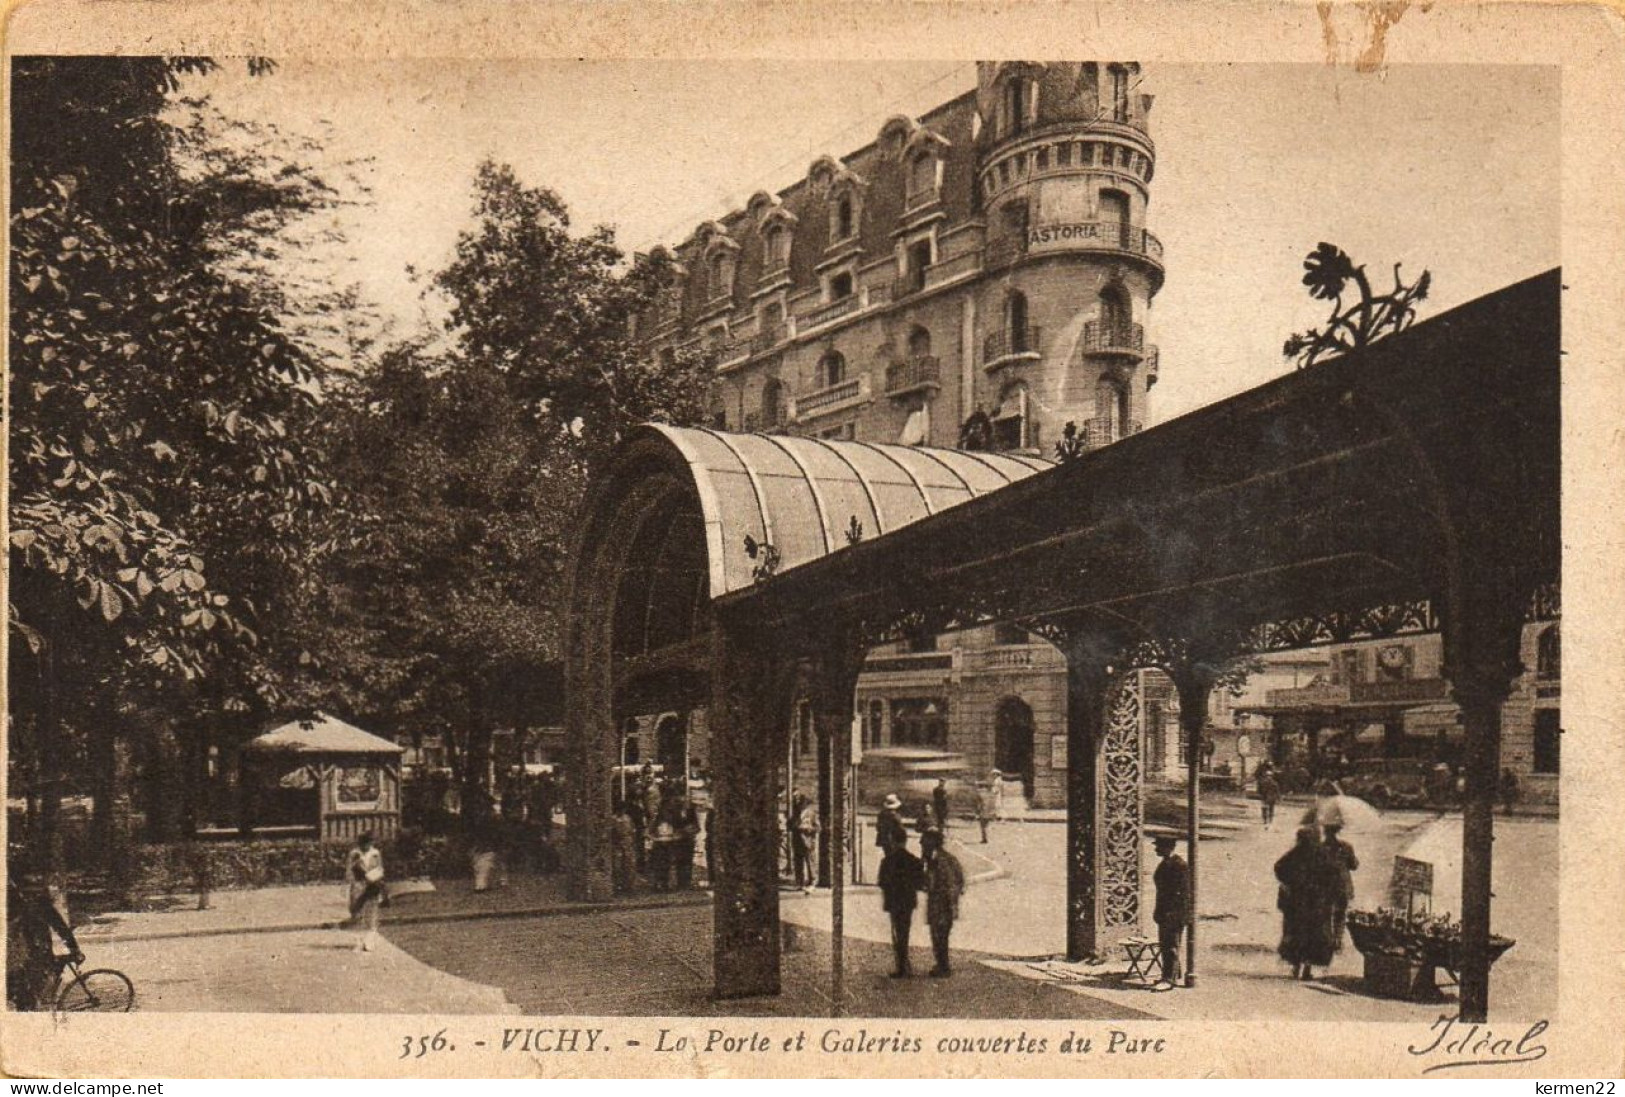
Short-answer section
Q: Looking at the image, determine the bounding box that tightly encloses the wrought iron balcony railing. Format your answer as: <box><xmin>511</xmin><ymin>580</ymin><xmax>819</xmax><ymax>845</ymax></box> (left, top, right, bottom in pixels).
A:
<box><xmin>792</xmin><ymin>373</ymin><xmax>870</xmax><ymax>418</ymax></box>
<box><xmin>884</xmin><ymin>355</ymin><xmax>941</xmax><ymax>397</ymax></box>
<box><xmin>984</xmin><ymin>325</ymin><xmax>1042</xmax><ymax>365</ymax></box>
<box><xmin>1025</xmin><ymin>220</ymin><xmax>1163</xmax><ymax>264</ymax></box>
<box><xmin>1081</xmin><ymin>320</ymin><xmax>1145</xmax><ymax>357</ymax></box>
<box><xmin>801</xmin><ymin>294</ymin><xmax>860</xmax><ymax>330</ymax></box>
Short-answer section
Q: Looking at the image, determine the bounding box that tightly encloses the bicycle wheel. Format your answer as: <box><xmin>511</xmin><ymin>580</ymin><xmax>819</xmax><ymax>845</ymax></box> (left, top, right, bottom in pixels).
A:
<box><xmin>55</xmin><ymin>969</ymin><xmax>135</xmax><ymax>1013</ymax></box>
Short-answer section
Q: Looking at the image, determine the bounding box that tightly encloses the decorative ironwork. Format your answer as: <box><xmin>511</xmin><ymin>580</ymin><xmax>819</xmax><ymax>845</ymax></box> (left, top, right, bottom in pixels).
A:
<box><xmin>1283</xmin><ymin>243</ymin><xmax>1432</xmax><ymax>369</ymax></box>
<box><xmin>743</xmin><ymin>535</ymin><xmax>780</xmax><ymax>583</ymax></box>
<box><xmin>1099</xmin><ymin>672</ymin><xmax>1143</xmax><ymax>933</ymax></box>
<box><xmin>1055</xmin><ymin>421</ymin><xmax>1088</xmax><ymax>463</ymax></box>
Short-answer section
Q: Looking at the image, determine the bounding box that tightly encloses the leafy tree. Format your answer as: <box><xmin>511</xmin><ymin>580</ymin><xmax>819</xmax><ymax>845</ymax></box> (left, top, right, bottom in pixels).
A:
<box><xmin>8</xmin><ymin>57</ymin><xmax>365</xmax><ymax>854</ymax></box>
<box><xmin>304</xmin><ymin>161</ymin><xmax>710</xmax><ymax>818</ymax></box>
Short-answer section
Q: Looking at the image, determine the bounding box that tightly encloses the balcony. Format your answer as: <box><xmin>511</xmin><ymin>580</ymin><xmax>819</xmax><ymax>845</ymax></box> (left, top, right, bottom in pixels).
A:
<box><xmin>801</xmin><ymin>294</ymin><xmax>860</xmax><ymax>330</ymax></box>
<box><xmin>1024</xmin><ymin>220</ymin><xmax>1165</xmax><ymax>279</ymax></box>
<box><xmin>884</xmin><ymin>355</ymin><xmax>941</xmax><ymax>398</ymax></box>
<box><xmin>1081</xmin><ymin>320</ymin><xmax>1146</xmax><ymax>359</ymax></box>
<box><xmin>790</xmin><ymin>373</ymin><xmax>871</xmax><ymax>420</ymax></box>
<box><xmin>983</xmin><ymin>325</ymin><xmax>1042</xmax><ymax>369</ymax></box>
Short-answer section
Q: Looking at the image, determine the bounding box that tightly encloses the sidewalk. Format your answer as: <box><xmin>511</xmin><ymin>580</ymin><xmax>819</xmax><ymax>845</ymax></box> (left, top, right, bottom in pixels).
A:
<box><xmin>76</xmin><ymin>871</ymin><xmax>708</xmax><ymax>944</ymax></box>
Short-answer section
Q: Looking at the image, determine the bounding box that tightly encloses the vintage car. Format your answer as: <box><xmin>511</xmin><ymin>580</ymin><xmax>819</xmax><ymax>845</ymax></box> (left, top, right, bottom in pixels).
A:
<box><xmin>1338</xmin><ymin>758</ymin><xmax>1452</xmax><ymax>809</ymax></box>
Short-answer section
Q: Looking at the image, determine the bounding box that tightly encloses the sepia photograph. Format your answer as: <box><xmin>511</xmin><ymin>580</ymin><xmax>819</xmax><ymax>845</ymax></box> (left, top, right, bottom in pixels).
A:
<box><xmin>3</xmin><ymin>0</ymin><xmax>1622</xmax><ymax>1082</ymax></box>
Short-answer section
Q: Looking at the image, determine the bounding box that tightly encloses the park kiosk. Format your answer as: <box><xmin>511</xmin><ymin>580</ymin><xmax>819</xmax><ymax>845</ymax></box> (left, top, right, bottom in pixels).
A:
<box><xmin>240</xmin><ymin>714</ymin><xmax>404</xmax><ymax>843</ymax></box>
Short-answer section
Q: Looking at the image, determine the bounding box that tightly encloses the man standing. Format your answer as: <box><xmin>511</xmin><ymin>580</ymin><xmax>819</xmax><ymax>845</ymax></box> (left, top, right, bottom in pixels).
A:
<box><xmin>932</xmin><ymin>778</ymin><xmax>950</xmax><ymax>831</ymax></box>
<box><xmin>1151</xmin><ymin>834</ymin><xmax>1189</xmax><ymax>991</ymax></box>
<box><xmin>1257</xmin><ymin>763</ymin><xmax>1280</xmax><ymax>829</ymax></box>
<box><xmin>919</xmin><ymin>828</ymin><xmax>965</xmax><ymax>978</ymax></box>
<box><xmin>789</xmin><ymin>792</ymin><xmax>817</xmax><ymax>889</ymax></box>
<box><xmin>878</xmin><ymin>836</ymin><xmax>924</xmax><ymax>978</ymax></box>
<box><xmin>876</xmin><ymin>793</ymin><xmax>908</xmax><ymax>856</ymax></box>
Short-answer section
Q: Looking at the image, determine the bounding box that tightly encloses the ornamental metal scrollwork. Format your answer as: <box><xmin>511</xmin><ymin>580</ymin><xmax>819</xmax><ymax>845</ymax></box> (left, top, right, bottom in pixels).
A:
<box><xmin>1283</xmin><ymin>243</ymin><xmax>1432</xmax><ymax>370</ymax></box>
<box><xmin>1099</xmin><ymin>671</ymin><xmax>1144</xmax><ymax>933</ymax></box>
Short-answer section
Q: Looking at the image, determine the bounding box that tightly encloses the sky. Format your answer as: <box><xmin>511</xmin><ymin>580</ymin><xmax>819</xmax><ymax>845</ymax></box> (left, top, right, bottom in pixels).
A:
<box><xmin>191</xmin><ymin>61</ymin><xmax>1559</xmax><ymax>422</ymax></box>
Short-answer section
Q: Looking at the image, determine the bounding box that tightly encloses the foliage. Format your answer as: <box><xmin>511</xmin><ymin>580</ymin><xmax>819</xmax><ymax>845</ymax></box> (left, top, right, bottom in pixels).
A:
<box><xmin>299</xmin><ymin>161</ymin><xmax>711</xmax><ymax>801</ymax></box>
<box><xmin>1055</xmin><ymin>420</ymin><xmax>1088</xmax><ymax>462</ymax></box>
<box><xmin>432</xmin><ymin>160</ymin><xmax>711</xmax><ymax>466</ymax></box>
<box><xmin>1283</xmin><ymin>242</ymin><xmax>1432</xmax><ymax>369</ymax></box>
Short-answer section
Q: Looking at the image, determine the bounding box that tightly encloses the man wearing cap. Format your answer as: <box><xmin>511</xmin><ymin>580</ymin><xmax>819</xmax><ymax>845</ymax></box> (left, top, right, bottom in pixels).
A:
<box><xmin>876</xmin><ymin>793</ymin><xmax>908</xmax><ymax>856</ymax></box>
<box><xmin>878</xmin><ymin>834</ymin><xmax>925</xmax><ymax>978</ymax></box>
<box><xmin>1151</xmin><ymin>834</ymin><xmax>1189</xmax><ymax>991</ymax></box>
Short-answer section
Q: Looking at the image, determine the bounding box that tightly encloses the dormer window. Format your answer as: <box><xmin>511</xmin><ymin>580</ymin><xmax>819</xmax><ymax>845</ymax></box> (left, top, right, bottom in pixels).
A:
<box><xmin>764</xmin><ymin>225</ymin><xmax>790</xmax><ymax>270</ymax></box>
<box><xmin>1004</xmin><ymin>78</ymin><xmax>1028</xmax><ymax>137</ymax></box>
<box><xmin>908</xmin><ymin>151</ymin><xmax>938</xmax><ymax>200</ymax></box>
<box><xmin>829</xmin><ymin>192</ymin><xmax>857</xmax><ymax>242</ymax></box>
<box><xmin>707</xmin><ymin>251</ymin><xmax>735</xmax><ymax>300</ymax></box>
<box><xmin>1110</xmin><ymin>66</ymin><xmax>1130</xmax><ymax>123</ymax></box>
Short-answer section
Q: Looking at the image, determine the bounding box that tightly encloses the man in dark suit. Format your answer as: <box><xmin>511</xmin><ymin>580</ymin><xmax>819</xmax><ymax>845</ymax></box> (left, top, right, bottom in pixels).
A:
<box><xmin>878</xmin><ymin>836</ymin><xmax>925</xmax><ymax>978</ymax></box>
<box><xmin>1151</xmin><ymin>834</ymin><xmax>1189</xmax><ymax>991</ymax></box>
<box><xmin>876</xmin><ymin>793</ymin><xmax>908</xmax><ymax>855</ymax></box>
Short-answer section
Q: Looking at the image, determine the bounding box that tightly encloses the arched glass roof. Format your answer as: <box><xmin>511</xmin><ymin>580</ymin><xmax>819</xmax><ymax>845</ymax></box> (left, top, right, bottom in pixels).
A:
<box><xmin>641</xmin><ymin>425</ymin><xmax>1052</xmax><ymax>599</ymax></box>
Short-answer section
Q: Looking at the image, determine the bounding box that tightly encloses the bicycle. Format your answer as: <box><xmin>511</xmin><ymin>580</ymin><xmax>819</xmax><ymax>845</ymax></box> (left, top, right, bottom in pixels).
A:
<box><xmin>49</xmin><ymin>953</ymin><xmax>135</xmax><ymax>1015</ymax></box>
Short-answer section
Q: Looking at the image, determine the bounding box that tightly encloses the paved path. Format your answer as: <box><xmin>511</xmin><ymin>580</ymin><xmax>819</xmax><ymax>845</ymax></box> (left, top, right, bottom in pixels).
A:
<box><xmin>782</xmin><ymin>810</ymin><xmax>1557</xmax><ymax>1021</ymax></box>
<box><xmin>383</xmin><ymin>903</ymin><xmax>1153</xmax><ymax>1019</ymax></box>
<box><xmin>90</xmin><ymin>927</ymin><xmax>517</xmax><ymax>1013</ymax></box>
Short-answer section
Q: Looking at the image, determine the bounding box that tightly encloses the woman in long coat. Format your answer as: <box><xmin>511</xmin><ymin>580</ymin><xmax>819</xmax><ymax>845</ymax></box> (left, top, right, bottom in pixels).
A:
<box><xmin>1274</xmin><ymin>825</ymin><xmax>1336</xmax><ymax>980</ymax></box>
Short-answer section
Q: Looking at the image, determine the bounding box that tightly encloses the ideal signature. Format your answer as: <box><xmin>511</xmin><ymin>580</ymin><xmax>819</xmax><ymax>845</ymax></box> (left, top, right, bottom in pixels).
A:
<box><xmin>1407</xmin><ymin>1016</ymin><xmax>1548</xmax><ymax>1074</ymax></box>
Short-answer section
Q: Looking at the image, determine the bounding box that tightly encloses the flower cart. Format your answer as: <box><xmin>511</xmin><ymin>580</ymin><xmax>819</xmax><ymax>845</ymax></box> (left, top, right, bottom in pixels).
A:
<box><xmin>1347</xmin><ymin>908</ymin><xmax>1516</xmax><ymax>1001</ymax></box>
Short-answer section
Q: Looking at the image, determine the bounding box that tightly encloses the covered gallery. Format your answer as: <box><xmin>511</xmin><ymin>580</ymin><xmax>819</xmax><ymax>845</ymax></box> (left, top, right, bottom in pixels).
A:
<box><xmin>563</xmin><ymin>270</ymin><xmax>1559</xmax><ymax>1022</ymax></box>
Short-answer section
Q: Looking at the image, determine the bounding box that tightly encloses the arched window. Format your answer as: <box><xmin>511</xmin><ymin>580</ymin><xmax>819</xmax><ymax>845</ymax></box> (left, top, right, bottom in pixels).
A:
<box><xmin>1098</xmin><ymin>286</ymin><xmax>1130</xmax><ymax>342</ymax></box>
<box><xmin>1006</xmin><ymin>290</ymin><xmax>1031</xmax><ymax>351</ymax></box>
<box><xmin>1096</xmin><ymin>374</ymin><xmax>1124</xmax><ymax>428</ymax></box>
<box><xmin>1537</xmin><ymin>625</ymin><xmax>1560</xmax><ymax>680</ymax></box>
<box><xmin>763</xmin><ymin>225</ymin><xmax>789</xmax><ymax>270</ymax></box>
<box><xmin>709</xmin><ymin>251</ymin><xmax>732</xmax><ymax>298</ymax></box>
<box><xmin>834</xmin><ymin>194</ymin><xmax>854</xmax><ymax>240</ymax></box>
<box><xmin>907</xmin><ymin>326</ymin><xmax>932</xmax><ymax>359</ymax></box>
<box><xmin>819</xmin><ymin>350</ymin><xmax>847</xmax><ymax>388</ymax></box>
<box><xmin>761</xmin><ymin>377</ymin><xmax>784</xmax><ymax>430</ymax></box>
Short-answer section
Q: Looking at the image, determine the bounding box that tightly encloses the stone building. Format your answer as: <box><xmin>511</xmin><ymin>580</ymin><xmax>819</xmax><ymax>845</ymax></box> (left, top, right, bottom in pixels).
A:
<box><xmin>633</xmin><ymin>62</ymin><xmax>1164</xmax><ymax>808</ymax></box>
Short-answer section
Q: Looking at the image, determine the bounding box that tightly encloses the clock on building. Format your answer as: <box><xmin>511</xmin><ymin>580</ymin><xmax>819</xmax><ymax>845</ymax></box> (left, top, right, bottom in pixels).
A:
<box><xmin>1378</xmin><ymin>644</ymin><xmax>1410</xmax><ymax>678</ymax></box>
